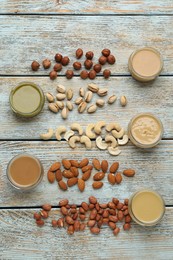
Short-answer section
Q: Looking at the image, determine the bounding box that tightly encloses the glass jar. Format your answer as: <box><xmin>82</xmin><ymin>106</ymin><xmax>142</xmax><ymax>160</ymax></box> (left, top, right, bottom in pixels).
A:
<box><xmin>6</xmin><ymin>153</ymin><xmax>44</xmax><ymax>191</ymax></box>
<box><xmin>128</xmin><ymin>47</ymin><xmax>163</xmax><ymax>82</ymax></box>
<box><xmin>128</xmin><ymin>113</ymin><xmax>163</xmax><ymax>148</ymax></box>
<box><xmin>128</xmin><ymin>189</ymin><xmax>165</xmax><ymax>226</ymax></box>
<box><xmin>9</xmin><ymin>82</ymin><xmax>45</xmax><ymax>117</ymax></box>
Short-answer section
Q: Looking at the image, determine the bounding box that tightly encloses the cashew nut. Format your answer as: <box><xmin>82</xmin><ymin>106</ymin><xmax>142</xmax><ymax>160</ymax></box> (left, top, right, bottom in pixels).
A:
<box><xmin>106</xmin><ymin>122</ymin><xmax>122</xmax><ymax>132</ymax></box>
<box><xmin>108</xmin><ymin>146</ymin><xmax>121</xmax><ymax>156</ymax></box>
<box><xmin>86</xmin><ymin>123</ymin><xmax>96</xmax><ymax>139</ymax></box>
<box><xmin>71</xmin><ymin>123</ymin><xmax>83</xmax><ymax>135</ymax></box>
<box><xmin>64</xmin><ymin>130</ymin><xmax>75</xmax><ymax>141</ymax></box>
<box><xmin>94</xmin><ymin>121</ymin><xmax>106</xmax><ymax>135</ymax></box>
<box><xmin>96</xmin><ymin>136</ymin><xmax>108</xmax><ymax>150</ymax></box>
<box><xmin>105</xmin><ymin>135</ymin><xmax>117</xmax><ymax>148</ymax></box>
<box><xmin>112</xmin><ymin>128</ymin><xmax>125</xmax><ymax>139</ymax></box>
<box><xmin>55</xmin><ymin>126</ymin><xmax>66</xmax><ymax>141</ymax></box>
<box><xmin>68</xmin><ymin>136</ymin><xmax>80</xmax><ymax>149</ymax></box>
<box><xmin>80</xmin><ymin>135</ymin><xmax>92</xmax><ymax>149</ymax></box>
<box><xmin>40</xmin><ymin>128</ymin><xmax>54</xmax><ymax>140</ymax></box>
<box><xmin>118</xmin><ymin>135</ymin><xmax>129</xmax><ymax>145</ymax></box>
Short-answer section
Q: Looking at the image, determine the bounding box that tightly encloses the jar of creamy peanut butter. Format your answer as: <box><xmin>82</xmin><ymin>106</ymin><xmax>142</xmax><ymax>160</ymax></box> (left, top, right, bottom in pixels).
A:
<box><xmin>128</xmin><ymin>47</ymin><xmax>163</xmax><ymax>82</ymax></box>
<box><xmin>128</xmin><ymin>113</ymin><xmax>163</xmax><ymax>148</ymax></box>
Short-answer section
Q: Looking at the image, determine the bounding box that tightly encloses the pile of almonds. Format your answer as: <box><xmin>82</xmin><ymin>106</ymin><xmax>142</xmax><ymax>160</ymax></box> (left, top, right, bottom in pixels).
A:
<box><xmin>31</xmin><ymin>49</ymin><xmax>116</xmax><ymax>80</ymax></box>
<box><xmin>34</xmin><ymin>196</ymin><xmax>131</xmax><ymax>235</ymax></box>
<box><xmin>47</xmin><ymin>158</ymin><xmax>136</xmax><ymax>192</ymax></box>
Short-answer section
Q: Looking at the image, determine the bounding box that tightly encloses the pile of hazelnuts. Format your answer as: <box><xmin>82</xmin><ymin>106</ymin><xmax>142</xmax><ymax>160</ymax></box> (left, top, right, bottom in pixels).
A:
<box><xmin>31</xmin><ymin>48</ymin><xmax>116</xmax><ymax>80</ymax></box>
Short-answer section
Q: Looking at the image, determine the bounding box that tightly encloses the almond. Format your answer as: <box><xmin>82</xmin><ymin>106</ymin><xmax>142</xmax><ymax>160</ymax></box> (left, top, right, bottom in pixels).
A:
<box><xmin>47</xmin><ymin>171</ymin><xmax>55</xmax><ymax>183</ymax></box>
<box><xmin>115</xmin><ymin>172</ymin><xmax>122</xmax><ymax>184</ymax></box>
<box><xmin>107</xmin><ymin>173</ymin><xmax>116</xmax><ymax>185</ymax></box>
<box><xmin>49</xmin><ymin>162</ymin><xmax>61</xmax><ymax>172</ymax></box>
<box><xmin>70</xmin><ymin>167</ymin><xmax>79</xmax><ymax>177</ymax></box>
<box><xmin>93</xmin><ymin>172</ymin><xmax>105</xmax><ymax>181</ymax></box>
<box><xmin>82</xmin><ymin>170</ymin><xmax>91</xmax><ymax>181</ymax></box>
<box><xmin>58</xmin><ymin>180</ymin><xmax>68</xmax><ymax>190</ymax></box>
<box><xmin>82</xmin><ymin>165</ymin><xmax>93</xmax><ymax>173</ymax></box>
<box><xmin>92</xmin><ymin>158</ymin><xmax>101</xmax><ymax>170</ymax></box>
<box><xmin>123</xmin><ymin>169</ymin><xmax>136</xmax><ymax>177</ymax></box>
<box><xmin>78</xmin><ymin>179</ymin><xmax>85</xmax><ymax>192</ymax></box>
<box><xmin>109</xmin><ymin>162</ymin><xmax>119</xmax><ymax>173</ymax></box>
<box><xmin>90</xmin><ymin>227</ymin><xmax>100</xmax><ymax>234</ymax></box>
<box><xmin>79</xmin><ymin>158</ymin><xmax>89</xmax><ymax>168</ymax></box>
<box><xmin>62</xmin><ymin>159</ymin><xmax>71</xmax><ymax>169</ymax></box>
<box><xmin>67</xmin><ymin>177</ymin><xmax>78</xmax><ymax>187</ymax></box>
<box><xmin>59</xmin><ymin>199</ymin><xmax>69</xmax><ymax>207</ymax></box>
<box><xmin>63</xmin><ymin>170</ymin><xmax>74</xmax><ymax>179</ymax></box>
<box><xmin>55</xmin><ymin>170</ymin><xmax>62</xmax><ymax>182</ymax></box>
<box><xmin>92</xmin><ymin>181</ymin><xmax>103</xmax><ymax>189</ymax></box>
<box><xmin>70</xmin><ymin>160</ymin><xmax>79</xmax><ymax>167</ymax></box>
<box><xmin>101</xmin><ymin>160</ymin><xmax>108</xmax><ymax>173</ymax></box>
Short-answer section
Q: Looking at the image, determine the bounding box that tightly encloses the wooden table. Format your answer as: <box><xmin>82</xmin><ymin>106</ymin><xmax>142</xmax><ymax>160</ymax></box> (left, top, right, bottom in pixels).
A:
<box><xmin>1</xmin><ymin>1</ymin><xmax>173</xmax><ymax>259</ymax></box>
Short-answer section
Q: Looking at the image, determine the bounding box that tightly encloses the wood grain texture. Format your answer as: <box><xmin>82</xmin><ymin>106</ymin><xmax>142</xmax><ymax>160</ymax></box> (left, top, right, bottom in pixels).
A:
<box><xmin>1</xmin><ymin>0</ymin><xmax>173</xmax><ymax>14</ymax></box>
<box><xmin>0</xmin><ymin>140</ymin><xmax>173</xmax><ymax>206</ymax></box>
<box><xmin>0</xmin><ymin>16</ymin><xmax>173</xmax><ymax>75</ymax></box>
<box><xmin>0</xmin><ymin>77</ymin><xmax>173</xmax><ymax>139</ymax></box>
<box><xmin>0</xmin><ymin>208</ymin><xmax>173</xmax><ymax>259</ymax></box>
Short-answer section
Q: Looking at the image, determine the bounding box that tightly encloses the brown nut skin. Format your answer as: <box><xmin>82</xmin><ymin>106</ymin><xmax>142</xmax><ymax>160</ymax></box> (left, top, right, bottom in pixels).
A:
<box><xmin>99</xmin><ymin>56</ymin><xmax>107</xmax><ymax>65</ymax></box>
<box><xmin>80</xmin><ymin>70</ymin><xmax>88</xmax><ymax>79</ymax></box>
<box><xmin>49</xmin><ymin>70</ymin><xmax>57</xmax><ymax>80</ymax></box>
<box><xmin>42</xmin><ymin>204</ymin><xmax>52</xmax><ymax>211</ymax></box>
<box><xmin>102</xmin><ymin>48</ymin><xmax>111</xmax><ymax>57</ymax></box>
<box><xmin>84</xmin><ymin>59</ymin><xmax>93</xmax><ymax>70</ymax></box>
<box><xmin>66</xmin><ymin>70</ymin><xmax>74</xmax><ymax>79</ymax></box>
<box><xmin>61</xmin><ymin>56</ymin><xmax>70</xmax><ymax>66</ymax></box>
<box><xmin>103</xmin><ymin>69</ymin><xmax>111</xmax><ymax>79</ymax></box>
<box><xmin>88</xmin><ymin>70</ymin><xmax>96</xmax><ymax>80</ymax></box>
<box><xmin>54</xmin><ymin>63</ymin><xmax>62</xmax><ymax>72</ymax></box>
<box><xmin>85</xmin><ymin>51</ymin><xmax>94</xmax><ymax>60</ymax></box>
<box><xmin>31</xmin><ymin>61</ymin><xmax>40</xmax><ymax>71</ymax></box>
<box><xmin>73</xmin><ymin>61</ymin><xmax>82</xmax><ymax>70</ymax></box>
<box><xmin>93</xmin><ymin>64</ymin><xmax>102</xmax><ymax>73</ymax></box>
<box><xmin>55</xmin><ymin>53</ymin><xmax>62</xmax><ymax>63</ymax></box>
<box><xmin>36</xmin><ymin>219</ymin><xmax>45</xmax><ymax>226</ymax></box>
<box><xmin>107</xmin><ymin>55</ymin><xmax>116</xmax><ymax>65</ymax></box>
<box><xmin>123</xmin><ymin>223</ymin><xmax>131</xmax><ymax>230</ymax></box>
<box><xmin>43</xmin><ymin>59</ymin><xmax>51</xmax><ymax>69</ymax></box>
<box><xmin>34</xmin><ymin>212</ymin><xmax>41</xmax><ymax>220</ymax></box>
<box><xmin>76</xmin><ymin>48</ymin><xmax>83</xmax><ymax>59</ymax></box>
<box><xmin>52</xmin><ymin>220</ymin><xmax>58</xmax><ymax>227</ymax></box>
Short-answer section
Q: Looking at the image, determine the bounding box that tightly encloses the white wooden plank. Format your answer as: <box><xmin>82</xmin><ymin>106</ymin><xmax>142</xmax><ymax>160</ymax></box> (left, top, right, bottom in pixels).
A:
<box><xmin>0</xmin><ymin>208</ymin><xmax>173</xmax><ymax>259</ymax></box>
<box><xmin>0</xmin><ymin>16</ymin><xmax>173</xmax><ymax>74</ymax></box>
<box><xmin>1</xmin><ymin>0</ymin><xmax>173</xmax><ymax>14</ymax></box>
<box><xmin>0</xmin><ymin>140</ymin><xmax>173</xmax><ymax>206</ymax></box>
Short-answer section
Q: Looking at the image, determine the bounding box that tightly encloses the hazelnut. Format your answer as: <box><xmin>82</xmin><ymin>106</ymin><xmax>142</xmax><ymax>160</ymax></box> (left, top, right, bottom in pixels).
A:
<box><xmin>61</xmin><ymin>56</ymin><xmax>70</xmax><ymax>66</ymax></box>
<box><xmin>76</xmin><ymin>48</ymin><xmax>83</xmax><ymax>59</ymax></box>
<box><xmin>103</xmin><ymin>69</ymin><xmax>111</xmax><ymax>79</ymax></box>
<box><xmin>99</xmin><ymin>56</ymin><xmax>107</xmax><ymax>65</ymax></box>
<box><xmin>93</xmin><ymin>64</ymin><xmax>102</xmax><ymax>73</ymax></box>
<box><xmin>84</xmin><ymin>60</ymin><xmax>93</xmax><ymax>70</ymax></box>
<box><xmin>88</xmin><ymin>70</ymin><xmax>96</xmax><ymax>80</ymax></box>
<box><xmin>102</xmin><ymin>49</ymin><xmax>111</xmax><ymax>57</ymax></box>
<box><xmin>66</xmin><ymin>70</ymin><xmax>74</xmax><ymax>79</ymax></box>
<box><xmin>80</xmin><ymin>70</ymin><xmax>88</xmax><ymax>79</ymax></box>
<box><xmin>85</xmin><ymin>51</ymin><xmax>94</xmax><ymax>60</ymax></box>
<box><xmin>31</xmin><ymin>61</ymin><xmax>40</xmax><ymax>71</ymax></box>
<box><xmin>55</xmin><ymin>53</ymin><xmax>62</xmax><ymax>63</ymax></box>
<box><xmin>54</xmin><ymin>63</ymin><xmax>62</xmax><ymax>72</ymax></box>
<box><xmin>49</xmin><ymin>70</ymin><xmax>57</xmax><ymax>80</ymax></box>
<box><xmin>42</xmin><ymin>59</ymin><xmax>51</xmax><ymax>69</ymax></box>
<box><xmin>73</xmin><ymin>61</ymin><xmax>82</xmax><ymax>70</ymax></box>
<box><xmin>107</xmin><ymin>55</ymin><xmax>116</xmax><ymax>65</ymax></box>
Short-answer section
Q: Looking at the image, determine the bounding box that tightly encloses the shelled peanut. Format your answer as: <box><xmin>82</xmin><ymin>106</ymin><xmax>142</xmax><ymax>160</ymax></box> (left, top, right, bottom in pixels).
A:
<box><xmin>47</xmin><ymin>158</ymin><xmax>136</xmax><ymax>192</ymax></box>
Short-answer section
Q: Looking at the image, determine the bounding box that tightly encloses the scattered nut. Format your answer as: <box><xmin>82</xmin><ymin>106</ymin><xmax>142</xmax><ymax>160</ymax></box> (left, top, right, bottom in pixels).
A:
<box><xmin>73</xmin><ymin>61</ymin><xmax>82</xmax><ymax>70</ymax></box>
<box><xmin>112</xmin><ymin>128</ymin><xmax>125</xmax><ymax>139</ymax></box>
<box><xmin>86</xmin><ymin>123</ymin><xmax>96</xmax><ymax>139</ymax></box>
<box><xmin>64</xmin><ymin>130</ymin><xmax>75</xmax><ymax>141</ymax></box>
<box><xmin>85</xmin><ymin>51</ymin><xmax>94</xmax><ymax>60</ymax></box>
<box><xmin>107</xmin><ymin>55</ymin><xmax>116</xmax><ymax>65</ymax></box>
<box><xmin>55</xmin><ymin>53</ymin><xmax>62</xmax><ymax>62</ymax></box>
<box><xmin>98</xmin><ymin>88</ymin><xmax>108</xmax><ymax>97</ymax></box>
<box><xmin>66</xmin><ymin>88</ymin><xmax>73</xmax><ymax>100</ymax></box>
<box><xmin>31</xmin><ymin>61</ymin><xmax>40</xmax><ymax>71</ymax></box>
<box><xmin>118</xmin><ymin>135</ymin><xmax>129</xmax><ymax>145</ymax></box>
<box><xmin>75</xmin><ymin>97</ymin><xmax>83</xmax><ymax>105</ymax></box>
<box><xmin>108</xmin><ymin>147</ymin><xmax>121</xmax><ymax>156</ymax></box>
<box><xmin>106</xmin><ymin>122</ymin><xmax>122</xmax><ymax>132</ymax></box>
<box><xmin>66</xmin><ymin>101</ymin><xmax>73</xmax><ymax>111</ymax></box>
<box><xmin>120</xmin><ymin>96</ymin><xmax>127</xmax><ymax>107</ymax></box>
<box><xmin>93</xmin><ymin>64</ymin><xmax>102</xmax><ymax>73</ymax></box>
<box><xmin>88</xmin><ymin>83</ymin><xmax>99</xmax><ymax>93</ymax></box>
<box><xmin>49</xmin><ymin>70</ymin><xmax>57</xmax><ymax>80</ymax></box>
<box><xmin>87</xmin><ymin>104</ymin><xmax>97</xmax><ymax>113</ymax></box>
<box><xmin>105</xmin><ymin>135</ymin><xmax>117</xmax><ymax>148</ymax></box>
<box><xmin>55</xmin><ymin>126</ymin><xmax>66</xmax><ymax>141</ymax></box>
<box><xmin>108</xmin><ymin>95</ymin><xmax>117</xmax><ymax>104</ymax></box>
<box><xmin>78</xmin><ymin>101</ymin><xmax>87</xmax><ymax>113</ymax></box>
<box><xmin>84</xmin><ymin>60</ymin><xmax>93</xmax><ymax>70</ymax></box>
<box><xmin>99</xmin><ymin>56</ymin><xmax>107</xmax><ymax>65</ymax></box>
<box><xmin>102</xmin><ymin>49</ymin><xmax>111</xmax><ymax>57</ymax></box>
<box><xmin>96</xmin><ymin>136</ymin><xmax>108</xmax><ymax>150</ymax></box>
<box><xmin>40</xmin><ymin>128</ymin><xmax>54</xmax><ymax>140</ymax></box>
<box><xmin>57</xmin><ymin>84</ymin><xmax>66</xmax><ymax>94</ymax></box>
<box><xmin>68</xmin><ymin>136</ymin><xmax>80</xmax><ymax>149</ymax></box>
<box><xmin>61</xmin><ymin>56</ymin><xmax>70</xmax><ymax>66</ymax></box>
<box><xmin>76</xmin><ymin>48</ymin><xmax>83</xmax><ymax>59</ymax></box>
<box><xmin>80</xmin><ymin>70</ymin><xmax>88</xmax><ymax>79</ymax></box>
<box><xmin>54</xmin><ymin>63</ymin><xmax>62</xmax><ymax>72</ymax></box>
<box><xmin>61</xmin><ymin>107</ymin><xmax>69</xmax><ymax>119</ymax></box>
<box><xmin>56</xmin><ymin>93</ymin><xmax>66</xmax><ymax>101</ymax></box>
<box><xmin>46</xmin><ymin>92</ymin><xmax>54</xmax><ymax>102</ymax></box>
<box><xmin>85</xmin><ymin>91</ymin><xmax>93</xmax><ymax>103</ymax></box>
<box><xmin>71</xmin><ymin>123</ymin><xmax>83</xmax><ymax>135</ymax></box>
<box><xmin>94</xmin><ymin>121</ymin><xmax>106</xmax><ymax>135</ymax></box>
<box><xmin>80</xmin><ymin>135</ymin><xmax>92</xmax><ymax>149</ymax></box>
<box><xmin>103</xmin><ymin>69</ymin><xmax>111</xmax><ymax>79</ymax></box>
<box><xmin>96</xmin><ymin>99</ymin><xmax>105</xmax><ymax>107</ymax></box>
<box><xmin>66</xmin><ymin>70</ymin><xmax>74</xmax><ymax>79</ymax></box>
<box><xmin>48</xmin><ymin>103</ymin><xmax>59</xmax><ymax>113</ymax></box>
<box><xmin>56</xmin><ymin>101</ymin><xmax>64</xmax><ymax>110</ymax></box>
<box><xmin>42</xmin><ymin>59</ymin><xmax>51</xmax><ymax>69</ymax></box>
<box><xmin>88</xmin><ymin>70</ymin><xmax>96</xmax><ymax>80</ymax></box>
<box><xmin>79</xmin><ymin>87</ymin><xmax>85</xmax><ymax>97</ymax></box>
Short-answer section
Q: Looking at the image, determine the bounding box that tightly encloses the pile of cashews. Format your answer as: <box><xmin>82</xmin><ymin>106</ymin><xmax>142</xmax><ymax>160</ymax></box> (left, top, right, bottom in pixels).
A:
<box><xmin>40</xmin><ymin>121</ymin><xmax>128</xmax><ymax>156</ymax></box>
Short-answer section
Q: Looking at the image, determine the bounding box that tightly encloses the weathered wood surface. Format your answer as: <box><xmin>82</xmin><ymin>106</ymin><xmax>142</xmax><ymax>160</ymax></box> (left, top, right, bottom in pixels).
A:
<box><xmin>0</xmin><ymin>208</ymin><xmax>173</xmax><ymax>260</ymax></box>
<box><xmin>1</xmin><ymin>16</ymin><xmax>173</xmax><ymax>75</ymax></box>
<box><xmin>1</xmin><ymin>0</ymin><xmax>173</xmax><ymax>14</ymax></box>
<box><xmin>0</xmin><ymin>140</ymin><xmax>173</xmax><ymax>206</ymax></box>
<box><xmin>0</xmin><ymin>77</ymin><xmax>173</xmax><ymax>139</ymax></box>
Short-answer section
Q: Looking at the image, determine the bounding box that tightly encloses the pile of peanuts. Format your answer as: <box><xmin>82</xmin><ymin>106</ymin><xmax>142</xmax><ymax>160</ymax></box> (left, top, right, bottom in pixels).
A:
<box><xmin>34</xmin><ymin>196</ymin><xmax>131</xmax><ymax>235</ymax></box>
<box><xmin>31</xmin><ymin>49</ymin><xmax>116</xmax><ymax>80</ymax></box>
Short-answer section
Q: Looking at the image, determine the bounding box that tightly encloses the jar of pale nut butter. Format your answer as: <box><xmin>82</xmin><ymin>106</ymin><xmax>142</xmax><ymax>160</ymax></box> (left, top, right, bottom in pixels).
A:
<box><xmin>7</xmin><ymin>154</ymin><xmax>44</xmax><ymax>191</ymax></box>
<box><xmin>128</xmin><ymin>113</ymin><xmax>163</xmax><ymax>148</ymax></box>
<box><xmin>128</xmin><ymin>47</ymin><xmax>163</xmax><ymax>82</ymax></box>
<box><xmin>128</xmin><ymin>189</ymin><xmax>165</xmax><ymax>226</ymax></box>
